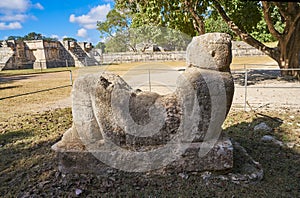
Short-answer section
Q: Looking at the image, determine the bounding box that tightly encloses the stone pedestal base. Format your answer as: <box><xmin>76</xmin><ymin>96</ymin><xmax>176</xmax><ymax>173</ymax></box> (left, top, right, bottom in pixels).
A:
<box><xmin>52</xmin><ymin>136</ymin><xmax>233</xmax><ymax>175</ymax></box>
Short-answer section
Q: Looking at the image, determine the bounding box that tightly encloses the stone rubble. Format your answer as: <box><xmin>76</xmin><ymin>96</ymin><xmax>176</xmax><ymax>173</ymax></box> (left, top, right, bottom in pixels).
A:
<box><xmin>254</xmin><ymin>122</ymin><xmax>272</xmax><ymax>132</ymax></box>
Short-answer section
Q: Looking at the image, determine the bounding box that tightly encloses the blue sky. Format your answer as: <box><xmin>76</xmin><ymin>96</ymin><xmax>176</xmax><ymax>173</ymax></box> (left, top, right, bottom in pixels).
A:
<box><xmin>0</xmin><ymin>0</ymin><xmax>114</xmax><ymax>44</ymax></box>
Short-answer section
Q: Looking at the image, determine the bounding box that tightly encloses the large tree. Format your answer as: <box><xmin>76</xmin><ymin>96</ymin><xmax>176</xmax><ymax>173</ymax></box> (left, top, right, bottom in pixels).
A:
<box><xmin>97</xmin><ymin>9</ymin><xmax>138</xmax><ymax>51</ymax></box>
<box><xmin>97</xmin><ymin>7</ymin><xmax>192</xmax><ymax>52</ymax></box>
<box><xmin>115</xmin><ymin>0</ymin><xmax>206</xmax><ymax>36</ymax></box>
<box><xmin>113</xmin><ymin>0</ymin><xmax>300</xmax><ymax>78</ymax></box>
<box><xmin>212</xmin><ymin>1</ymin><xmax>300</xmax><ymax>78</ymax></box>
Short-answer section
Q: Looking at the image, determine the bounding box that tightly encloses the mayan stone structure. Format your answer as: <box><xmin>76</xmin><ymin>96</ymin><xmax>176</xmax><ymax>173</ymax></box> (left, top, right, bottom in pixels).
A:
<box><xmin>0</xmin><ymin>40</ymin><xmax>100</xmax><ymax>71</ymax></box>
<box><xmin>52</xmin><ymin>33</ymin><xmax>235</xmax><ymax>174</ymax></box>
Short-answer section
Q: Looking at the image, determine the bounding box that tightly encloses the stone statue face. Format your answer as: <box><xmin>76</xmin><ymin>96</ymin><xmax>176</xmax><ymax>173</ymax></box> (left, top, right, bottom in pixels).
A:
<box><xmin>186</xmin><ymin>33</ymin><xmax>232</xmax><ymax>72</ymax></box>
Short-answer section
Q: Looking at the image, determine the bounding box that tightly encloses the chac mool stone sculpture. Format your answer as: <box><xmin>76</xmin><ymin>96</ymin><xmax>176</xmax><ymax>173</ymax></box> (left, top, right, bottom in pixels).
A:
<box><xmin>52</xmin><ymin>33</ymin><xmax>235</xmax><ymax>174</ymax></box>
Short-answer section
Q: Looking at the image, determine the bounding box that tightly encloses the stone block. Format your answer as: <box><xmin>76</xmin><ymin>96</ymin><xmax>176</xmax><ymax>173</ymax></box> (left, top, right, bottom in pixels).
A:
<box><xmin>53</xmin><ymin>136</ymin><xmax>233</xmax><ymax>174</ymax></box>
<box><xmin>52</xmin><ymin>33</ymin><xmax>235</xmax><ymax>174</ymax></box>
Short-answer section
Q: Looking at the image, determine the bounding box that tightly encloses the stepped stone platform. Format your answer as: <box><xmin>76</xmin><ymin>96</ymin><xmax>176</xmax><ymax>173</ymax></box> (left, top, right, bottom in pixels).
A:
<box><xmin>0</xmin><ymin>40</ymin><xmax>99</xmax><ymax>71</ymax></box>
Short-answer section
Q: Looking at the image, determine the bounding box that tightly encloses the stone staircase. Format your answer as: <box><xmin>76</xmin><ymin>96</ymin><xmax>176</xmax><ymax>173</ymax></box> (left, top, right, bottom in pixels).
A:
<box><xmin>68</xmin><ymin>42</ymin><xmax>100</xmax><ymax>67</ymax></box>
<box><xmin>85</xmin><ymin>54</ymin><xmax>100</xmax><ymax>66</ymax></box>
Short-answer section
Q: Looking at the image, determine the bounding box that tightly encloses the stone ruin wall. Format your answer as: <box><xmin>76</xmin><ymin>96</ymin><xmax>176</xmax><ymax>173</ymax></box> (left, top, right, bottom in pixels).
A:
<box><xmin>100</xmin><ymin>41</ymin><xmax>265</xmax><ymax>64</ymax></box>
<box><xmin>0</xmin><ymin>40</ymin><xmax>99</xmax><ymax>71</ymax></box>
<box><xmin>100</xmin><ymin>51</ymin><xmax>186</xmax><ymax>64</ymax></box>
<box><xmin>0</xmin><ymin>39</ymin><xmax>266</xmax><ymax>71</ymax></box>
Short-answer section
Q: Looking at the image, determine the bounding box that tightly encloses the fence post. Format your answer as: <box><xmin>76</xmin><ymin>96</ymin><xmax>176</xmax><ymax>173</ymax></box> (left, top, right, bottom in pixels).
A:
<box><xmin>66</xmin><ymin>59</ymin><xmax>68</xmax><ymax>68</ymax></box>
<box><xmin>244</xmin><ymin>65</ymin><xmax>248</xmax><ymax>111</ymax></box>
<box><xmin>69</xmin><ymin>70</ymin><xmax>73</xmax><ymax>86</ymax></box>
<box><xmin>40</xmin><ymin>62</ymin><xmax>43</xmax><ymax>72</ymax></box>
<box><xmin>148</xmin><ymin>66</ymin><xmax>151</xmax><ymax>92</ymax></box>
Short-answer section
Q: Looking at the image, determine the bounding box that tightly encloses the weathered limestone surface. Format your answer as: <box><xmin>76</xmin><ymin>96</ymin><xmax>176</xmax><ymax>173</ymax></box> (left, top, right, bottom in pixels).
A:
<box><xmin>52</xmin><ymin>33</ymin><xmax>235</xmax><ymax>174</ymax></box>
<box><xmin>0</xmin><ymin>40</ymin><xmax>99</xmax><ymax>71</ymax></box>
<box><xmin>62</xmin><ymin>41</ymin><xmax>99</xmax><ymax>67</ymax></box>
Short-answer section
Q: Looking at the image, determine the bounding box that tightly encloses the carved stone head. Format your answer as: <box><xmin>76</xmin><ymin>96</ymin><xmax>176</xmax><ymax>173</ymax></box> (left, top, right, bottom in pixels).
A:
<box><xmin>186</xmin><ymin>33</ymin><xmax>232</xmax><ymax>72</ymax></box>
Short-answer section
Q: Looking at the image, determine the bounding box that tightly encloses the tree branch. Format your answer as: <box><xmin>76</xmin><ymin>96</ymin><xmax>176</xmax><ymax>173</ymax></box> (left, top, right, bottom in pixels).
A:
<box><xmin>211</xmin><ymin>0</ymin><xmax>279</xmax><ymax>61</ymax></box>
<box><xmin>285</xmin><ymin>13</ymin><xmax>300</xmax><ymax>46</ymax></box>
<box><xmin>184</xmin><ymin>0</ymin><xmax>205</xmax><ymax>34</ymax></box>
<box><xmin>273</xmin><ymin>2</ymin><xmax>288</xmax><ymax>19</ymax></box>
<box><xmin>262</xmin><ymin>1</ymin><xmax>282</xmax><ymax>40</ymax></box>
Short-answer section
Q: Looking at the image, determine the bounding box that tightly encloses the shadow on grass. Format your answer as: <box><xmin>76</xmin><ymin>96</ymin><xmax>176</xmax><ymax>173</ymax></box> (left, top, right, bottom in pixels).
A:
<box><xmin>0</xmin><ymin>84</ymin><xmax>71</xmax><ymax>101</ymax></box>
<box><xmin>0</xmin><ymin>74</ymin><xmax>40</xmax><ymax>84</ymax></box>
<box><xmin>0</xmin><ymin>129</ymin><xmax>33</xmax><ymax>145</ymax></box>
<box><xmin>223</xmin><ymin>112</ymin><xmax>300</xmax><ymax>196</ymax></box>
<box><xmin>232</xmin><ymin>69</ymin><xmax>300</xmax><ymax>86</ymax></box>
<box><xmin>0</xmin><ymin>109</ymin><xmax>299</xmax><ymax>197</ymax></box>
<box><xmin>0</xmin><ymin>108</ymin><xmax>72</xmax><ymax>196</ymax></box>
<box><xmin>0</xmin><ymin>85</ymin><xmax>22</xmax><ymax>90</ymax></box>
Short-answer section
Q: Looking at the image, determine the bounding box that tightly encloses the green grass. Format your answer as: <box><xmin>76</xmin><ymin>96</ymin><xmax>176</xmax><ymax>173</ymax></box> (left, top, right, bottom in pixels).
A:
<box><xmin>0</xmin><ymin>67</ymin><xmax>77</xmax><ymax>77</ymax></box>
<box><xmin>0</xmin><ymin>108</ymin><xmax>299</xmax><ymax>197</ymax></box>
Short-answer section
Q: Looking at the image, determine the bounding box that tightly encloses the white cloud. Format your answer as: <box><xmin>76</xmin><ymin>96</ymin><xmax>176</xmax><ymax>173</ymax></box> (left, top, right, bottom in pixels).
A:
<box><xmin>0</xmin><ymin>22</ymin><xmax>22</xmax><ymax>30</ymax></box>
<box><xmin>77</xmin><ymin>28</ymin><xmax>88</xmax><ymax>38</ymax></box>
<box><xmin>0</xmin><ymin>0</ymin><xmax>43</xmax><ymax>30</ymax></box>
<box><xmin>33</xmin><ymin>3</ymin><xmax>44</xmax><ymax>10</ymax></box>
<box><xmin>69</xmin><ymin>4</ymin><xmax>111</xmax><ymax>29</ymax></box>
<box><xmin>0</xmin><ymin>0</ymin><xmax>30</xmax><ymax>12</ymax></box>
<box><xmin>0</xmin><ymin>14</ymin><xmax>29</xmax><ymax>22</ymax></box>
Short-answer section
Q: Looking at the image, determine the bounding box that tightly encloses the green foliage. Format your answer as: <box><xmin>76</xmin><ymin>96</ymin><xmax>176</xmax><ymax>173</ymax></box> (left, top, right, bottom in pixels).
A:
<box><xmin>6</xmin><ymin>32</ymin><xmax>58</xmax><ymax>41</ymax></box>
<box><xmin>7</xmin><ymin>36</ymin><xmax>24</xmax><ymax>41</ymax></box>
<box><xmin>105</xmin><ymin>33</ymin><xmax>128</xmax><ymax>53</ymax></box>
<box><xmin>113</xmin><ymin>0</ymin><xmax>277</xmax><ymax>42</ymax></box>
<box><xmin>97</xmin><ymin>6</ymin><xmax>192</xmax><ymax>53</ymax></box>
<box><xmin>220</xmin><ymin>0</ymin><xmax>262</xmax><ymax>33</ymax></box>
<box><xmin>249</xmin><ymin>4</ymin><xmax>284</xmax><ymax>43</ymax></box>
<box><xmin>116</xmin><ymin>0</ymin><xmax>199</xmax><ymax>37</ymax></box>
<box><xmin>103</xmin><ymin>25</ymin><xmax>191</xmax><ymax>52</ymax></box>
<box><xmin>131</xmin><ymin>25</ymin><xmax>191</xmax><ymax>51</ymax></box>
<box><xmin>23</xmin><ymin>32</ymin><xmax>44</xmax><ymax>40</ymax></box>
<box><xmin>97</xmin><ymin>9</ymin><xmax>129</xmax><ymax>39</ymax></box>
<box><xmin>63</xmin><ymin>37</ymin><xmax>77</xmax><ymax>42</ymax></box>
<box><xmin>95</xmin><ymin>42</ymin><xmax>106</xmax><ymax>52</ymax></box>
<box><xmin>205</xmin><ymin>15</ymin><xmax>235</xmax><ymax>39</ymax></box>
<box><xmin>250</xmin><ymin>20</ymin><xmax>276</xmax><ymax>43</ymax></box>
<box><xmin>100</xmin><ymin>0</ymin><xmax>297</xmax><ymax>54</ymax></box>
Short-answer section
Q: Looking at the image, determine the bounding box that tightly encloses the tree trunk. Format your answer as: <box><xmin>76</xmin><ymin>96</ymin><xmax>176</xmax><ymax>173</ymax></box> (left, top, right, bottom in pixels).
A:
<box><xmin>277</xmin><ymin>16</ymin><xmax>300</xmax><ymax>78</ymax></box>
<box><xmin>212</xmin><ymin>0</ymin><xmax>300</xmax><ymax>79</ymax></box>
<box><xmin>262</xmin><ymin>1</ymin><xmax>300</xmax><ymax>79</ymax></box>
